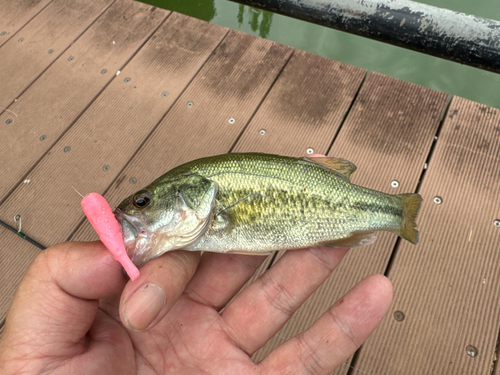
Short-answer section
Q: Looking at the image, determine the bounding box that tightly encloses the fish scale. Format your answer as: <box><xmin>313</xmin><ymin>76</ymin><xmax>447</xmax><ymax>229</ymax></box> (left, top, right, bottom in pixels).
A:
<box><xmin>114</xmin><ymin>153</ymin><xmax>421</xmax><ymax>267</ymax></box>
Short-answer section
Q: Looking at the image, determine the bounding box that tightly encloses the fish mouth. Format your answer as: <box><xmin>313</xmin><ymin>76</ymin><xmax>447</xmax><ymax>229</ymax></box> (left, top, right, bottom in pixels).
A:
<box><xmin>113</xmin><ymin>208</ymin><xmax>140</xmax><ymax>262</ymax></box>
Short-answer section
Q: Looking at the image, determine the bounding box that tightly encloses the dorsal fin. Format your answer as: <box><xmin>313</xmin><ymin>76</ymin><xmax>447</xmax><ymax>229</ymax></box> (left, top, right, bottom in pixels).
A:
<box><xmin>305</xmin><ymin>157</ymin><xmax>357</xmax><ymax>180</ymax></box>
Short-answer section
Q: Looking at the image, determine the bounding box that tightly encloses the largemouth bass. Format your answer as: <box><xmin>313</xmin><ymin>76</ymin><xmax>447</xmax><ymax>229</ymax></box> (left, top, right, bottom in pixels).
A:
<box><xmin>114</xmin><ymin>153</ymin><xmax>421</xmax><ymax>268</ymax></box>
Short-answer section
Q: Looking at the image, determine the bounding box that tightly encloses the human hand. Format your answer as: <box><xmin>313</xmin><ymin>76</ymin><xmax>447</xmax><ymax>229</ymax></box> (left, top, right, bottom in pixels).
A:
<box><xmin>0</xmin><ymin>240</ymin><xmax>392</xmax><ymax>374</ymax></box>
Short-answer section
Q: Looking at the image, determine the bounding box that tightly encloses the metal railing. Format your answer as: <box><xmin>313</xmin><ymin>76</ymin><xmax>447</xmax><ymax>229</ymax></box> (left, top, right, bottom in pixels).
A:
<box><xmin>229</xmin><ymin>0</ymin><xmax>500</xmax><ymax>74</ymax></box>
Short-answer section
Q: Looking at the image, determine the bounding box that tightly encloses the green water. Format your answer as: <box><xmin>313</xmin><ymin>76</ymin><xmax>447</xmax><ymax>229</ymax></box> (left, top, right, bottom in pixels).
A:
<box><xmin>143</xmin><ymin>0</ymin><xmax>500</xmax><ymax>109</ymax></box>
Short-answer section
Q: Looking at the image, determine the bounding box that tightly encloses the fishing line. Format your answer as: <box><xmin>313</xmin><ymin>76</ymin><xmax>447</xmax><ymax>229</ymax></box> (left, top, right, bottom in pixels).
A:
<box><xmin>1</xmin><ymin>186</ymin><xmax>87</xmax><ymax>250</ymax></box>
<box><xmin>0</xmin><ymin>107</ymin><xmax>18</xmax><ymax>117</ymax></box>
<box><xmin>71</xmin><ymin>186</ymin><xmax>85</xmax><ymax>198</ymax></box>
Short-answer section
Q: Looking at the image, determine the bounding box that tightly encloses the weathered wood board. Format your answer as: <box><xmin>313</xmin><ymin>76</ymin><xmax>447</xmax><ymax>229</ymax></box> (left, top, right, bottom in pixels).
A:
<box><xmin>71</xmin><ymin>30</ymin><xmax>294</xmax><ymax>241</ymax></box>
<box><xmin>252</xmin><ymin>73</ymin><xmax>450</xmax><ymax>373</ymax></box>
<box><xmin>0</xmin><ymin>0</ymin><xmax>52</xmax><ymax>47</ymax></box>
<box><xmin>354</xmin><ymin>97</ymin><xmax>500</xmax><ymax>375</ymax></box>
<box><xmin>227</xmin><ymin>49</ymin><xmax>366</xmax><ymax>348</ymax></box>
<box><xmin>234</xmin><ymin>49</ymin><xmax>366</xmax><ymax>157</ymax></box>
<box><xmin>0</xmin><ymin>13</ymin><xmax>227</xmax><ymax>246</ymax></box>
<box><xmin>0</xmin><ymin>0</ymin><xmax>168</xmax><ymax>202</ymax></box>
<box><xmin>3</xmin><ymin>2</ymin><xmax>500</xmax><ymax>374</ymax></box>
<box><xmin>0</xmin><ymin>0</ymin><xmax>114</xmax><ymax>109</ymax></box>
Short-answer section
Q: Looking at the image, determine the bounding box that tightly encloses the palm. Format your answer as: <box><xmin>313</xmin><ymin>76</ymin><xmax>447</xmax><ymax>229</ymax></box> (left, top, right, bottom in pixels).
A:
<box><xmin>0</xmin><ymin>243</ymin><xmax>392</xmax><ymax>375</ymax></box>
<box><xmin>130</xmin><ymin>298</ymin><xmax>253</xmax><ymax>374</ymax></box>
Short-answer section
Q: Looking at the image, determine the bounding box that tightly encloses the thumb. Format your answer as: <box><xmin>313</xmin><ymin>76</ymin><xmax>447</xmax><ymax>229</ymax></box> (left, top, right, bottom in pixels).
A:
<box><xmin>119</xmin><ymin>250</ymin><xmax>200</xmax><ymax>331</ymax></box>
<box><xmin>0</xmin><ymin>241</ymin><xmax>127</xmax><ymax>356</ymax></box>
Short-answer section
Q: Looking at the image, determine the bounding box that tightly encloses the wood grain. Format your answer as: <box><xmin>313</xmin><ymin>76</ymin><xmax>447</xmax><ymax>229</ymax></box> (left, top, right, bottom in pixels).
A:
<box><xmin>71</xmin><ymin>30</ymin><xmax>293</xmax><ymax>241</ymax></box>
<box><xmin>0</xmin><ymin>13</ymin><xmax>227</xmax><ymax>245</ymax></box>
<box><xmin>252</xmin><ymin>73</ymin><xmax>449</xmax><ymax>373</ymax></box>
<box><xmin>0</xmin><ymin>0</ymin><xmax>114</xmax><ymax>108</ymax></box>
<box><xmin>0</xmin><ymin>0</ymin><xmax>168</xmax><ymax>202</ymax></box>
<box><xmin>0</xmin><ymin>0</ymin><xmax>52</xmax><ymax>47</ymax></box>
<box><xmin>234</xmin><ymin>49</ymin><xmax>366</xmax><ymax>156</ymax></box>
<box><xmin>355</xmin><ymin>96</ymin><xmax>500</xmax><ymax>375</ymax></box>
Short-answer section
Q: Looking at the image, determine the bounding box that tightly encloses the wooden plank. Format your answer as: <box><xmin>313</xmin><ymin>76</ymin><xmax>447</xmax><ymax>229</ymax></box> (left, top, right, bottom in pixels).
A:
<box><xmin>0</xmin><ymin>228</ymin><xmax>41</xmax><ymax>323</ymax></box>
<box><xmin>234</xmin><ymin>49</ymin><xmax>366</xmax><ymax>157</ymax></box>
<box><xmin>0</xmin><ymin>0</ymin><xmax>168</xmax><ymax>202</ymax></box>
<box><xmin>0</xmin><ymin>0</ymin><xmax>114</xmax><ymax>109</ymax></box>
<box><xmin>355</xmin><ymin>97</ymin><xmax>500</xmax><ymax>375</ymax></box>
<box><xmin>0</xmin><ymin>13</ymin><xmax>228</xmax><ymax>245</ymax></box>
<box><xmin>252</xmin><ymin>72</ymin><xmax>449</xmax><ymax>370</ymax></box>
<box><xmin>0</xmin><ymin>0</ymin><xmax>52</xmax><ymax>47</ymax></box>
<box><xmin>227</xmin><ymin>49</ymin><xmax>365</xmax><ymax>336</ymax></box>
<box><xmin>71</xmin><ymin>30</ymin><xmax>293</xmax><ymax>241</ymax></box>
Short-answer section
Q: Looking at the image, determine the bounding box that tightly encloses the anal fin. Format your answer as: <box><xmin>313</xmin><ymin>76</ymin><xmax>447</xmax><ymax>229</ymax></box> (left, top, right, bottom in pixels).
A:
<box><xmin>318</xmin><ymin>232</ymin><xmax>377</xmax><ymax>248</ymax></box>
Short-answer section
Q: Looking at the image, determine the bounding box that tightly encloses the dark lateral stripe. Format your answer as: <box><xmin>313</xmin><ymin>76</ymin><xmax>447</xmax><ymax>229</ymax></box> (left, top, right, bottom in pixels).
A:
<box><xmin>350</xmin><ymin>202</ymin><xmax>403</xmax><ymax>217</ymax></box>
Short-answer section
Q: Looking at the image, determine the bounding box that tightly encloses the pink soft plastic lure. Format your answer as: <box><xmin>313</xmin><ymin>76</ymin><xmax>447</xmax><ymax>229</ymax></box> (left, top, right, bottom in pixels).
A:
<box><xmin>81</xmin><ymin>192</ymin><xmax>140</xmax><ymax>281</ymax></box>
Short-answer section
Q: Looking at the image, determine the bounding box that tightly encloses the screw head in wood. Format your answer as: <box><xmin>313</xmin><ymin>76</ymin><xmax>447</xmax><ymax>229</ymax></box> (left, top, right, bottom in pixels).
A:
<box><xmin>306</xmin><ymin>148</ymin><xmax>314</xmax><ymax>155</ymax></box>
<box><xmin>466</xmin><ymin>345</ymin><xmax>478</xmax><ymax>358</ymax></box>
<box><xmin>259</xmin><ymin>129</ymin><xmax>266</xmax><ymax>135</ymax></box>
<box><xmin>393</xmin><ymin>311</ymin><xmax>405</xmax><ymax>322</ymax></box>
<box><xmin>433</xmin><ymin>196</ymin><xmax>442</xmax><ymax>204</ymax></box>
<box><xmin>391</xmin><ymin>180</ymin><xmax>399</xmax><ymax>188</ymax></box>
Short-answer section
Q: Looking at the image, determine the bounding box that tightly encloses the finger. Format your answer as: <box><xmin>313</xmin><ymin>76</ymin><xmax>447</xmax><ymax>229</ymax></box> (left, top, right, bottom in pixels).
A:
<box><xmin>0</xmin><ymin>241</ymin><xmax>126</xmax><ymax>356</ymax></box>
<box><xmin>184</xmin><ymin>252</ymin><xmax>268</xmax><ymax>310</ymax></box>
<box><xmin>221</xmin><ymin>247</ymin><xmax>349</xmax><ymax>354</ymax></box>
<box><xmin>119</xmin><ymin>250</ymin><xmax>200</xmax><ymax>331</ymax></box>
<box><xmin>261</xmin><ymin>274</ymin><xmax>393</xmax><ymax>374</ymax></box>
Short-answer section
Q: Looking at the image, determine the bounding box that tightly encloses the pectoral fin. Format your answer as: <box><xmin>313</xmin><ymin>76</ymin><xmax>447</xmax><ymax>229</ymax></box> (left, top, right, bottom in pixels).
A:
<box><xmin>318</xmin><ymin>232</ymin><xmax>377</xmax><ymax>248</ymax></box>
<box><xmin>305</xmin><ymin>157</ymin><xmax>357</xmax><ymax>181</ymax></box>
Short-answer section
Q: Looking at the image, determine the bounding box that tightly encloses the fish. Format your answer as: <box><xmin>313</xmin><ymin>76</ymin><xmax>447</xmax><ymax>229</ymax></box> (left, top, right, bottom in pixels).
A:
<box><xmin>114</xmin><ymin>153</ymin><xmax>422</xmax><ymax>268</ymax></box>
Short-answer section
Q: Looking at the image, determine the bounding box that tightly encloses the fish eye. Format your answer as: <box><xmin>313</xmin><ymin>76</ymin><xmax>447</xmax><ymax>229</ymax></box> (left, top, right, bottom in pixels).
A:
<box><xmin>132</xmin><ymin>190</ymin><xmax>152</xmax><ymax>208</ymax></box>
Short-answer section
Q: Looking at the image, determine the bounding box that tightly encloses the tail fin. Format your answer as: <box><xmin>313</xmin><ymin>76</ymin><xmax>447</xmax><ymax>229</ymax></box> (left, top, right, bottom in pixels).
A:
<box><xmin>397</xmin><ymin>193</ymin><xmax>422</xmax><ymax>244</ymax></box>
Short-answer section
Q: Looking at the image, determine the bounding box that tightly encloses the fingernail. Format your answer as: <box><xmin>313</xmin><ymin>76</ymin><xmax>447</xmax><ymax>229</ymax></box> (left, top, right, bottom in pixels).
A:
<box><xmin>123</xmin><ymin>283</ymin><xmax>166</xmax><ymax>331</ymax></box>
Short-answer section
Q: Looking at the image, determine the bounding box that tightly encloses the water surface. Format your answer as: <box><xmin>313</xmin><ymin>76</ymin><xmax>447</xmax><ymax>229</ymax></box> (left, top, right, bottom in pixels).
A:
<box><xmin>143</xmin><ymin>0</ymin><xmax>500</xmax><ymax>108</ymax></box>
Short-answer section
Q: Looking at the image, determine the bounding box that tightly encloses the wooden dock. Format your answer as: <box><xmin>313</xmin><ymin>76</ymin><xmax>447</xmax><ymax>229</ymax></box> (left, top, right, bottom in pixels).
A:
<box><xmin>1</xmin><ymin>1</ymin><xmax>500</xmax><ymax>373</ymax></box>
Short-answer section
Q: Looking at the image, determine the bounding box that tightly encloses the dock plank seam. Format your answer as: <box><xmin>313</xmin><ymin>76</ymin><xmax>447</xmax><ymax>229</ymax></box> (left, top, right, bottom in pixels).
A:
<box><xmin>326</xmin><ymin>71</ymin><xmax>368</xmax><ymax>156</ymax></box>
<box><xmin>0</xmin><ymin>0</ymin><xmax>54</xmax><ymax>48</ymax></box>
<box><xmin>347</xmin><ymin>94</ymin><xmax>455</xmax><ymax>375</ymax></box>
<box><xmin>67</xmin><ymin>25</ymin><xmax>232</xmax><ymax>242</ymax></box>
<box><xmin>0</xmin><ymin>0</ymin><xmax>117</xmax><ymax>115</ymax></box>
<box><xmin>227</xmin><ymin>49</ymin><xmax>296</xmax><ymax>153</ymax></box>
<box><xmin>381</xmin><ymin>95</ymin><xmax>453</xmax><ymax>278</ymax></box>
<box><xmin>0</xmin><ymin>4</ymin><xmax>169</xmax><ymax>211</ymax></box>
